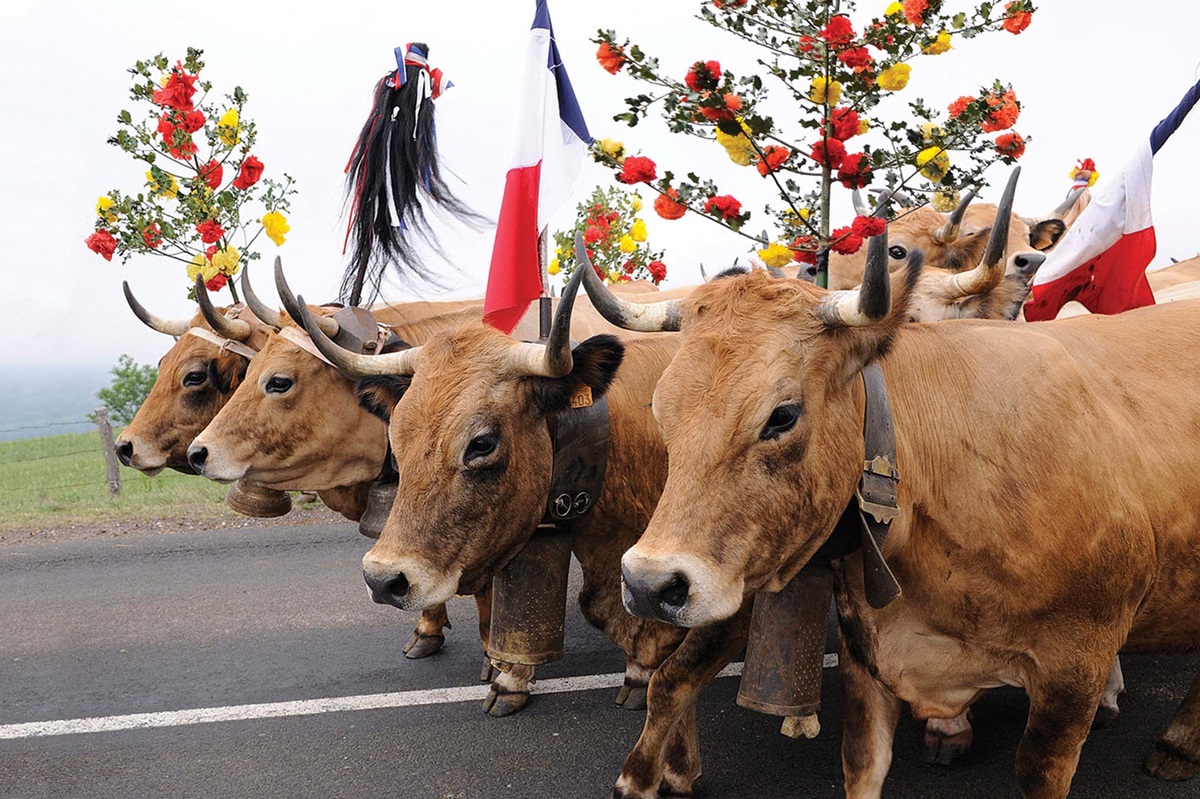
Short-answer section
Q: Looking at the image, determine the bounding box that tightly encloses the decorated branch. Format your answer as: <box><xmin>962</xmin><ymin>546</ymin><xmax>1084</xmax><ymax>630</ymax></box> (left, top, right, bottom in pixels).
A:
<box><xmin>87</xmin><ymin>48</ymin><xmax>297</xmax><ymax>299</ymax></box>
<box><xmin>551</xmin><ymin>185</ymin><xmax>668</xmax><ymax>286</ymax></box>
<box><xmin>592</xmin><ymin>0</ymin><xmax>1035</xmax><ymax>283</ymax></box>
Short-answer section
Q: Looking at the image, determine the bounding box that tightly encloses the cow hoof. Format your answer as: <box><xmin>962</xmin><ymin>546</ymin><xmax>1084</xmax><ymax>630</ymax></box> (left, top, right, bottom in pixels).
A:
<box><xmin>924</xmin><ymin>728</ymin><xmax>973</xmax><ymax>766</ymax></box>
<box><xmin>1145</xmin><ymin>742</ymin><xmax>1200</xmax><ymax>781</ymax></box>
<box><xmin>403</xmin><ymin>631</ymin><xmax>445</xmax><ymax>659</ymax></box>
<box><xmin>615</xmin><ymin>683</ymin><xmax>648</xmax><ymax>710</ymax></box>
<box><xmin>480</xmin><ymin>659</ymin><xmax>496</xmax><ymax>682</ymax></box>
<box><xmin>1092</xmin><ymin>704</ymin><xmax>1120</xmax><ymax>730</ymax></box>
<box><xmin>482</xmin><ymin>685</ymin><xmax>530</xmax><ymax>717</ymax></box>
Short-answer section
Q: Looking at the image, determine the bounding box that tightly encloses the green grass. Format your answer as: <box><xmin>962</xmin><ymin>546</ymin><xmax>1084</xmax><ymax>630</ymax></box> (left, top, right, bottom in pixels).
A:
<box><xmin>0</xmin><ymin>430</ymin><xmax>232</xmax><ymax>531</ymax></box>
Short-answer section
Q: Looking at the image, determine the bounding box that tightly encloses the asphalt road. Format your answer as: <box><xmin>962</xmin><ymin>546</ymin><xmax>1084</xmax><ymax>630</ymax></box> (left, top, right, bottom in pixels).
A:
<box><xmin>1</xmin><ymin>521</ymin><xmax>1197</xmax><ymax>799</ymax></box>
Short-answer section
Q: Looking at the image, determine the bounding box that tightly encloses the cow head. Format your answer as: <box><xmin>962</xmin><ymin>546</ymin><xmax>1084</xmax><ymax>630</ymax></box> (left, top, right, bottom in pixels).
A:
<box><xmin>117</xmin><ymin>275</ymin><xmax>278</xmax><ymax>474</ymax></box>
<box><xmin>297</xmin><ymin>259</ymin><xmax>625</xmax><ymax>610</ymax></box>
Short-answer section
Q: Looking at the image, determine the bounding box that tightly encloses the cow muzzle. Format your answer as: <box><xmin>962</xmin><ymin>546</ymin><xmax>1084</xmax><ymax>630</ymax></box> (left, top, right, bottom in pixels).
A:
<box><xmin>361</xmin><ymin>554</ymin><xmax>461</xmax><ymax>612</ymax></box>
<box><xmin>1010</xmin><ymin>251</ymin><xmax>1046</xmax><ymax>278</ymax></box>
<box><xmin>114</xmin><ymin>433</ymin><xmax>166</xmax><ymax>475</ymax></box>
<box><xmin>619</xmin><ymin>549</ymin><xmax>744</xmax><ymax>628</ymax></box>
<box><xmin>186</xmin><ymin>437</ymin><xmax>246</xmax><ymax>483</ymax></box>
<box><xmin>364</xmin><ymin>568</ymin><xmax>410</xmax><ymax>608</ymax></box>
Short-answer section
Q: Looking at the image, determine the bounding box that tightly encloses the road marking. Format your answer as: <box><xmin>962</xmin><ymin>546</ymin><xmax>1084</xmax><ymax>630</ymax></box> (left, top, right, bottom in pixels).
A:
<box><xmin>0</xmin><ymin>654</ymin><xmax>838</xmax><ymax>740</ymax></box>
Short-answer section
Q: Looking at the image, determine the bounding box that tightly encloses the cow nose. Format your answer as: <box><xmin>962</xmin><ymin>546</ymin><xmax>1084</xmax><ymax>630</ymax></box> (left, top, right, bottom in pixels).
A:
<box><xmin>621</xmin><ymin>562</ymin><xmax>690</xmax><ymax>624</ymax></box>
<box><xmin>115</xmin><ymin>440</ymin><xmax>133</xmax><ymax>467</ymax></box>
<box><xmin>1013</xmin><ymin>252</ymin><xmax>1046</xmax><ymax>276</ymax></box>
<box><xmin>187</xmin><ymin>445</ymin><xmax>208</xmax><ymax>474</ymax></box>
<box><xmin>364</xmin><ymin>570</ymin><xmax>410</xmax><ymax>608</ymax></box>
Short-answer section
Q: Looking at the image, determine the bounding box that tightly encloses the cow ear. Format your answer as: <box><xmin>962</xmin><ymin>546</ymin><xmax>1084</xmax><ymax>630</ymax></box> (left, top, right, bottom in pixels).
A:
<box><xmin>210</xmin><ymin>352</ymin><xmax>246</xmax><ymax>394</ymax></box>
<box><xmin>356</xmin><ymin>375</ymin><xmax>412</xmax><ymax>422</ymax></box>
<box><xmin>1029</xmin><ymin>219</ymin><xmax>1067</xmax><ymax>251</ymax></box>
<box><xmin>831</xmin><ymin>252</ymin><xmax>923</xmax><ymax>381</ymax></box>
<box><xmin>531</xmin><ymin>335</ymin><xmax>625</xmax><ymax>414</ymax></box>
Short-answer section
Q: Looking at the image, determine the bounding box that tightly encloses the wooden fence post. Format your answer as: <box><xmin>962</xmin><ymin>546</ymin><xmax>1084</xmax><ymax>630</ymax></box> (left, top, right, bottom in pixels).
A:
<box><xmin>95</xmin><ymin>407</ymin><xmax>122</xmax><ymax>498</ymax></box>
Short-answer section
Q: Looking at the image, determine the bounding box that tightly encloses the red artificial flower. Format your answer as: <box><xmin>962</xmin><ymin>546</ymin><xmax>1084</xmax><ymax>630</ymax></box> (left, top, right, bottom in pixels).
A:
<box><xmin>837</xmin><ymin>47</ymin><xmax>873</xmax><ymax>68</ymax></box>
<box><xmin>948</xmin><ymin>95</ymin><xmax>973</xmax><ymax>119</ymax></box>
<box><xmin>232</xmin><ymin>156</ymin><xmax>265</xmax><ymax>190</ymax></box>
<box><xmin>156</xmin><ymin>114</ymin><xmax>197</xmax><ymax>159</ymax></box>
<box><xmin>704</xmin><ymin>194</ymin><xmax>742</xmax><ymax>221</ymax></box>
<box><xmin>648</xmin><ymin>260</ymin><xmax>667</xmax><ymax>283</ymax></box>
<box><xmin>623</xmin><ymin>260</ymin><xmax>636</xmax><ymax>274</ymax></box>
<box><xmin>809</xmin><ymin>137</ymin><xmax>847</xmax><ymax>169</ymax></box>
<box><xmin>201</xmin><ymin>159</ymin><xmax>223</xmax><ymax>191</ymax></box>
<box><xmin>685</xmin><ymin>60</ymin><xmax>722</xmax><ymax>92</ymax></box>
<box><xmin>596</xmin><ymin>42</ymin><xmax>626</xmax><ymax>74</ymax></box>
<box><xmin>830</xmin><ymin>226</ymin><xmax>864</xmax><ymax>255</ymax></box>
<box><xmin>1078</xmin><ymin>158</ymin><xmax>1096</xmax><ymax>172</ymax></box>
<box><xmin>699</xmin><ymin>93</ymin><xmax>741</xmax><ymax>122</ymax></box>
<box><xmin>86</xmin><ymin>229</ymin><xmax>118</xmax><ymax>261</ymax></box>
<box><xmin>197</xmin><ymin>219</ymin><xmax>225</xmax><ymax>244</ymax></box>
<box><xmin>1002</xmin><ymin>2</ymin><xmax>1033</xmax><ymax>34</ymax></box>
<box><xmin>205</xmin><ymin>244</ymin><xmax>218</xmax><ymax>259</ymax></box>
<box><xmin>827</xmin><ymin>107</ymin><xmax>861</xmax><ymax>141</ymax></box>
<box><xmin>819</xmin><ymin>15</ymin><xmax>855</xmax><ymax>47</ymax></box>
<box><xmin>654</xmin><ymin>188</ymin><xmax>688</xmax><ymax>220</ymax></box>
<box><xmin>142</xmin><ymin>223</ymin><xmax>163</xmax><ymax>249</ymax></box>
<box><xmin>851</xmin><ymin>215</ymin><xmax>886</xmax><ymax>238</ymax></box>
<box><xmin>152</xmin><ymin>64</ymin><xmax>198</xmax><ymax>111</ymax></box>
<box><xmin>584</xmin><ymin>225</ymin><xmax>603</xmax><ymax>245</ymax></box>
<box><xmin>205</xmin><ymin>274</ymin><xmax>229</xmax><ymax>292</ymax></box>
<box><xmin>981</xmin><ymin>89</ymin><xmax>1020</xmax><ymax>133</ymax></box>
<box><xmin>180</xmin><ymin>110</ymin><xmax>206</xmax><ymax>134</ymax></box>
<box><xmin>903</xmin><ymin>0</ymin><xmax>928</xmax><ymax>26</ymax></box>
<box><xmin>837</xmin><ymin>152</ymin><xmax>872</xmax><ymax>189</ymax></box>
<box><xmin>792</xmin><ymin>235</ymin><xmax>818</xmax><ymax>265</ymax></box>
<box><xmin>996</xmin><ymin>131</ymin><xmax>1026</xmax><ymax>159</ymax></box>
<box><xmin>755</xmin><ymin>145</ymin><xmax>790</xmax><ymax>176</ymax></box>
<box><xmin>797</xmin><ymin>35</ymin><xmax>816</xmax><ymax>54</ymax></box>
<box><xmin>617</xmin><ymin>155</ymin><xmax>657</xmax><ymax>185</ymax></box>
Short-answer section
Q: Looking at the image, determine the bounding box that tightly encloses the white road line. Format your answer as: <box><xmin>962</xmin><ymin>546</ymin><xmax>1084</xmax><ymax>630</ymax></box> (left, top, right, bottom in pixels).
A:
<box><xmin>0</xmin><ymin>654</ymin><xmax>838</xmax><ymax>740</ymax></box>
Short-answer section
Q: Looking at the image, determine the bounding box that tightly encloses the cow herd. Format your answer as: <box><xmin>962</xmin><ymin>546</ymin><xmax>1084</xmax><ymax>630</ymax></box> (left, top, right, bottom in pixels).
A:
<box><xmin>114</xmin><ymin>169</ymin><xmax>1200</xmax><ymax>797</ymax></box>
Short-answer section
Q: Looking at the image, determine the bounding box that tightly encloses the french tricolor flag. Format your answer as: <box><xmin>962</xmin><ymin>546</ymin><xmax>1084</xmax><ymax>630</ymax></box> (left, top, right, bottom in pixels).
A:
<box><xmin>1025</xmin><ymin>78</ymin><xmax>1200</xmax><ymax>321</ymax></box>
<box><xmin>483</xmin><ymin>0</ymin><xmax>592</xmax><ymax>333</ymax></box>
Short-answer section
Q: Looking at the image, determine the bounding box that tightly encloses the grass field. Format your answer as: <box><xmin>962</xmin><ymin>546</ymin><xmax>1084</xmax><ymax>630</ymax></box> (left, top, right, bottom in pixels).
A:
<box><xmin>0</xmin><ymin>430</ymin><xmax>240</xmax><ymax>531</ymax></box>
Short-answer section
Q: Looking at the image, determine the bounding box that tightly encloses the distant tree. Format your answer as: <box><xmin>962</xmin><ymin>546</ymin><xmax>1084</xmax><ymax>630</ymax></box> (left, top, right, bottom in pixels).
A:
<box><xmin>94</xmin><ymin>354</ymin><xmax>158</xmax><ymax>426</ymax></box>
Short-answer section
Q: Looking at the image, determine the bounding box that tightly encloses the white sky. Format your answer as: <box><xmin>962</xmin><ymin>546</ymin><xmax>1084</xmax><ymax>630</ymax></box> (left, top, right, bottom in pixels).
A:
<box><xmin>2</xmin><ymin>0</ymin><xmax>1198</xmax><ymax>366</ymax></box>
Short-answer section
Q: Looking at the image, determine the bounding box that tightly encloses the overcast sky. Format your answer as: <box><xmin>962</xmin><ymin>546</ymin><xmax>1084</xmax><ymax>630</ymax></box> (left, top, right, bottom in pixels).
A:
<box><xmin>2</xmin><ymin>0</ymin><xmax>1198</xmax><ymax>367</ymax></box>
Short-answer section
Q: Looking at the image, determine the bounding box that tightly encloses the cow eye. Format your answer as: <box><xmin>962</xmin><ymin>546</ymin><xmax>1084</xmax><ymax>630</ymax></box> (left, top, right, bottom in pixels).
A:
<box><xmin>265</xmin><ymin>376</ymin><xmax>294</xmax><ymax>394</ymax></box>
<box><xmin>761</xmin><ymin>404</ymin><xmax>801</xmax><ymax>441</ymax></box>
<box><xmin>183</xmin><ymin>370</ymin><xmax>207</xmax><ymax>388</ymax></box>
<box><xmin>464</xmin><ymin>431</ymin><xmax>499</xmax><ymax>464</ymax></box>
<box><xmin>888</xmin><ymin>245</ymin><xmax>907</xmax><ymax>260</ymax></box>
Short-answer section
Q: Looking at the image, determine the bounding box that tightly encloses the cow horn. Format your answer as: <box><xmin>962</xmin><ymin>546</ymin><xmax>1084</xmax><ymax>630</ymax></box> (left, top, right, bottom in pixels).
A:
<box><xmin>816</xmin><ymin>200</ymin><xmax>892</xmax><ymax>327</ymax></box>
<box><xmin>932</xmin><ymin>188</ymin><xmax>977</xmax><ymax>244</ymax></box>
<box><xmin>504</xmin><ymin>235</ymin><xmax>587</xmax><ymax>378</ymax></box>
<box><xmin>240</xmin><ymin>263</ymin><xmax>283</xmax><ymax>328</ymax></box>
<box><xmin>195</xmin><ymin>275</ymin><xmax>252</xmax><ymax>341</ymax></box>
<box><xmin>297</xmin><ymin>295</ymin><xmax>422</xmax><ymax>376</ymax></box>
<box><xmin>942</xmin><ymin>168</ymin><xmax>1020</xmax><ymax>299</ymax></box>
<box><xmin>123</xmin><ymin>281</ymin><xmax>191</xmax><ymax>337</ymax></box>
<box><xmin>700</xmin><ymin>263</ymin><xmax>709</xmax><ymax>282</ymax></box>
<box><xmin>579</xmin><ymin>237</ymin><xmax>683</xmax><ymax>332</ymax></box>
<box><xmin>275</xmin><ymin>258</ymin><xmax>339</xmax><ymax>337</ymax></box>
<box><xmin>852</xmin><ymin>188</ymin><xmax>871</xmax><ymax>217</ymax></box>
<box><xmin>766</xmin><ymin>265</ymin><xmax>786</xmax><ymax>278</ymax></box>
<box><xmin>1049</xmin><ymin>186</ymin><xmax>1085</xmax><ymax>220</ymax></box>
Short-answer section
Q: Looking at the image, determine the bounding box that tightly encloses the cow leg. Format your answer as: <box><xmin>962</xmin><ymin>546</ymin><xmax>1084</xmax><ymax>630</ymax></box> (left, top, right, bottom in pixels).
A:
<box><xmin>404</xmin><ymin>603</ymin><xmax>449</xmax><ymax>659</ymax></box>
<box><xmin>923</xmin><ymin>710</ymin><xmax>974</xmax><ymax>765</ymax></box>
<box><xmin>615</xmin><ymin>659</ymin><xmax>654</xmax><ymax>711</ymax></box>
<box><xmin>1144</xmin><ymin>668</ymin><xmax>1200</xmax><ymax>780</ymax></box>
<box><xmin>475</xmin><ymin>588</ymin><xmax>495</xmax><ymax>681</ymax></box>
<box><xmin>840</xmin><ymin>636</ymin><xmax>902</xmax><ymax>799</ymax></box>
<box><xmin>1015</xmin><ymin>663</ymin><xmax>1109</xmax><ymax>799</ymax></box>
<box><xmin>483</xmin><ymin>661</ymin><xmax>535</xmax><ymax>717</ymax></box>
<box><xmin>613</xmin><ymin>617</ymin><xmax>741</xmax><ymax>799</ymax></box>
<box><xmin>1093</xmin><ymin>657</ymin><xmax>1125</xmax><ymax>730</ymax></box>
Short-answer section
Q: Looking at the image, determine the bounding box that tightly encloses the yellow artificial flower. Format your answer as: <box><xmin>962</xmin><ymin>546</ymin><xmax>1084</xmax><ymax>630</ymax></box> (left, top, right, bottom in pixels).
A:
<box><xmin>923</xmin><ymin>31</ymin><xmax>952</xmax><ymax>55</ymax></box>
<box><xmin>758</xmin><ymin>242</ymin><xmax>794</xmax><ymax>268</ymax></box>
<box><xmin>715</xmin><ymin>120</ymin><xmax>756</xmax><ymax>166</ymax></box>
<box><xmin>877</xmin><ymin>64</ymin><xmax>911</xmax><ymax>92</ymax></box>
<box><xmin>630</xmin><ymin>218</ymin><xmax>648</xmax><ymax>242</ymax></box>
<box><xmin>930</xmin><ymin>189</ymin><xmax>961</xmax><ymax>213</ymax></box>
<box><xmin>631</xmin><ymin>194</ymin><xmax>643</xmax><ymax>213</ymax></box>
<box><xmin>607</xmin><ymin>270</ymin><xmax>624</xmax><ymax>284</ymax></box>
<box><xmin>885</xmin><ymin>2</ymin><xmax>904</xmax><ymax>16</ymax></box>
<box><xmin>188</xmin><ymin>254</ymin><xmax>220</xmax><ymax>284</ymax></box>
<box><xmin>858</xmin><ymin>118</ymin><xmax>871</xmax><ymax>136</ymax></box>
<box><xmin>95</xmin><ymin>196</ymin><xmax>117</xmax><ymax>224</ymax></box>
<box><xmin>619</xmin><ymin>235</ymin><xmax>636</xmax><ymax>253</ymax></box>
<box><xmin>916</xmin><ymin>146</ymin><xmax>951</xmax><ymax>180</ymax></box>
<box><xmin>809</xmin><ymin>76</ymin><xmax>842</xmax><ymax>105</ymax></box>
<box><xmin>599</xmin><ymin>137</ymin><xmax>626</xmax><ymax>163</ymax></box>
<box><xmin>547</xmin><ymin>258</ymin><xmax>561</xmax><ymax>275</ymax></box>
<box><xmin>784</xmin><ymin>208</ymin><xmax>811</xmax><ymax>226</ymax></box>
<box><xmin>146</xmin><ymin>171</ymin><xmax>179</xmax><ymax>200</ymax></box>
<box><xmin>262</xmin><ymin>211</ymin><xmax>290</xmax><ymax>246</ymax></box>
<box><xmin>218</xmin><ymin>109</ymin><xmax>240</xmax><ymax>147</ymax></box>
<box><xmin>211</xmin><ymin>245</ymin><xmax>241</xmax><ymax>277</ymax></box>
<box><xmin>920</xmin><ymin>122</ymin><xmax>944</xmax><ymax>142</ymax></box>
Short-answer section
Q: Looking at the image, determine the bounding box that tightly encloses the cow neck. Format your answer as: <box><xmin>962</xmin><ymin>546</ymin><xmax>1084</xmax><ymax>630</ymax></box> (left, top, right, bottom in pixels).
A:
<box><xmin>813</xmin><ymin>361</ymin><xmax>903</xmax><ymax>610</ymax></box>
<box><xmin>540</xmin><ymin>385</ymin><xmax>611</xmax><ymax>528</ymax></box>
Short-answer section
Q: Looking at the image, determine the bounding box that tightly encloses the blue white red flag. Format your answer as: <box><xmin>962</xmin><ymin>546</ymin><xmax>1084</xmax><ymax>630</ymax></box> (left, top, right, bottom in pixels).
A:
<box><xmin>1025</xmin><ymin>77</ymin><xmax>1200</xmax><ymax>321</ymax></box>
<box><xmin>483</xmin><ymin>0</ymin><xmax>591</xmax><ymax>333</ymax></box>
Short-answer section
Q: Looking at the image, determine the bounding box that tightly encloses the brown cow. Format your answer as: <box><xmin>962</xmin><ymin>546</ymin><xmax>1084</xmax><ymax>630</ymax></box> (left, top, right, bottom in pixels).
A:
<box><xmin>613</xmin><ymin>227</ymin><xmax>1200</xmax><ymax>797</ymax></box>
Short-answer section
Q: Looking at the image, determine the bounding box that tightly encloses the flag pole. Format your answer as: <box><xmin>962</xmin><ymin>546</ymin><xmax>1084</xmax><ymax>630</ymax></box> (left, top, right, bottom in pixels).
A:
<box><xmin>538</xmin><ymin>228</ymin><xmax>552</xmax><ymax>340</ymax></box>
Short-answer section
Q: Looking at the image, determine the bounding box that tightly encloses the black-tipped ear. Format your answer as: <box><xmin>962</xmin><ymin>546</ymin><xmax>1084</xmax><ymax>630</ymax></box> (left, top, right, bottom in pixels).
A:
<box><xmin>836</xmin><ymin>250</ymin><xmax>924</xmax><ymax>381</ymax></box>
<box><xmin>356</xmin><ymin>375</ymin><xmax>412</xmax><ymax>422</ymax></box>
<box><xmin>1029</xmin><ymin>219</ymin><xmax>1067</xmax><ymax>251</ymax></box>
<box><xmin>531</xmin><ymin>335</ymin><xmax>625</xmax><ymax>414</ymax></box>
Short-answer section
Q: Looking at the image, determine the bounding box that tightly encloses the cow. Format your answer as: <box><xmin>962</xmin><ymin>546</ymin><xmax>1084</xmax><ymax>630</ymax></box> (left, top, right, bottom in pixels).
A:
<box><xmin>604</xmin><ymin>221</ymin><xmax>1200</xmax><ymax>798</ymax></box>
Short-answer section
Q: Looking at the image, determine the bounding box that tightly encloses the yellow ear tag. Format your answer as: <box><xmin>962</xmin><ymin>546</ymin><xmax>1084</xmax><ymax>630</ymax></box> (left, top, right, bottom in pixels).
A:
<box><xmin>569</xmin><ymin>385</ymin><xmax>594</xmax><ymax>409</ymax></box>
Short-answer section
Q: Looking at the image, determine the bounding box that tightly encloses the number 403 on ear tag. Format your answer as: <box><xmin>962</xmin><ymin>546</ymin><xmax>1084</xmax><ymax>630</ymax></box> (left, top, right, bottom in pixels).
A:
<box><xmin>569</xmin><ymin>386</ymin><xmax>593</xmax><ymax>409</ymax></box>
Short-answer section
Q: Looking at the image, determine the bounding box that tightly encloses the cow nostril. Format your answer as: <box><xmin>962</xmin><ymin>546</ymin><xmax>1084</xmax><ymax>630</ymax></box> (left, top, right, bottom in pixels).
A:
<box><xmin>115</xmin><ymin>441</ymin><xmax>133</xmax><ymax>466</ymax></box>
<box><xmin>187</xmin><ymin>446</ymin><xmax>208</xmax><ymax>474</ymax></box>
<box><xmin>365</xmin><ymin>571</ymin><xmax>410</xmax><ymax>607</ymax></box>
<box><xmin>658</xmin><ymin>573</ymin><xmax>690</xmax><ymax>610</ymax></box>
<box><xmin>1014</xmin><ymin>252</ymin><xmax>1046</xmax><ymax>275</ymax></box>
